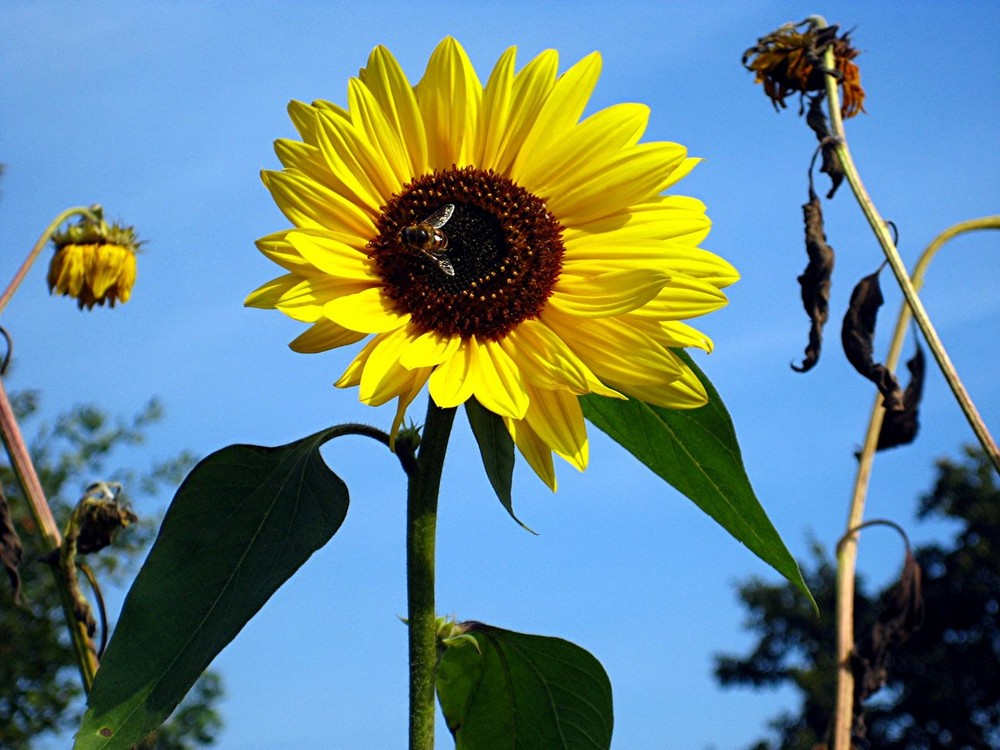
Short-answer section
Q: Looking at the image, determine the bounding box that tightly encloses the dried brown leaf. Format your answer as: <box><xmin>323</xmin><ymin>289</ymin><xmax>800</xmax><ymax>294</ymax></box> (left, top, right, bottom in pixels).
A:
<box><xmin>806</xmin><ymin>97</ymin><xmax>845</xmax><ymax>199</ymax></box>
<box><xmin>876</xmin><ymin>344</ymin><xmax>925</xmax><ymax>451</ymax></box>
<box><xmin>792</xmin><ymin>190</ymin><xmax>835</xmax><ymax>372</ymax></box>
<box><xmin>841</xmin><ymin>271</ymin><xmax>904</xmax><ymax>410</ymax></box>
<box><xmin>853</xmin><ymin>548</ymin><xmax>924</xmax><ymax>702</ymax></box>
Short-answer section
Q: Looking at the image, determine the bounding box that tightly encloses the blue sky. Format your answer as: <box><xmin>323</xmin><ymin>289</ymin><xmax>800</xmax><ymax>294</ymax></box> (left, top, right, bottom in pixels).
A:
<box><xmin>2</xmin><ymin>2</ymin><xmax>998</xmax><ymax>748</ymax></box>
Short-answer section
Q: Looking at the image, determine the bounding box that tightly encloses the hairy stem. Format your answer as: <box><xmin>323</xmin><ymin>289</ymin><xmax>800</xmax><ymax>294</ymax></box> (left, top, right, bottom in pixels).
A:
<box><xmin>407</xmin><ymin>400</ymin><xmax>455</xmax><ymax>750</ymax></box>
<box><xmin>0</xmin><ymin>205</ymin><xmax>101</xmax><ymax>316</ymax></box>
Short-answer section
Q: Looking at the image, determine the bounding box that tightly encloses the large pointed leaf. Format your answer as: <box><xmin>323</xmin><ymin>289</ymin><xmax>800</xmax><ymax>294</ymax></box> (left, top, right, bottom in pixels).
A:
<box><xmin>75</xmin><ymin>429</ymin><xmax>349</xmax><ymax>749</ymax></box>
<box><xmin>464</xmin><ymin>398</ymin><xmax>532</xmax><ymax>530</ymax></box>
<box><xmin>437</xmin><ymin>622</ymin><xmax>613</xmax><ymax>750</ymax></box>
<box><xmin>581</xmin><ymin>352</ymin><xmax>814</xmax><ymax>608</ymax></box>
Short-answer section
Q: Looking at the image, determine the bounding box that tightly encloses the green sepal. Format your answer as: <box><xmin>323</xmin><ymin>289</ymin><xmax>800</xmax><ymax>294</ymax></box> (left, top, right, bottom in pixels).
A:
<box><xmin>436</xmin><ymin>622</ymin><xmax>613</xmax><ymax>749</ymax></box>
<box><xmin>74</xmin><ymin>428</ymin><xmax>350</xmax><ymax>749</ymax></box>
<box><xmin>581</xmin><ymin>351</ymin><xmax>815</xmax><ymax>611</ymax></box>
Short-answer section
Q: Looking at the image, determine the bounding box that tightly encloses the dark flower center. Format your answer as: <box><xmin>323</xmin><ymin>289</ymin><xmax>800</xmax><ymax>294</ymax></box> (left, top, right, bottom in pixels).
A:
<box><xmin>368</xmin><ymin>167</ymin><xmax>565</xmax><ymax>340</ymax></box>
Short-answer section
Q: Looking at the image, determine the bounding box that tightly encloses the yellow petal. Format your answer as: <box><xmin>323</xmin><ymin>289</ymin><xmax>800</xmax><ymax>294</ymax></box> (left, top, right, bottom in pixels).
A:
<box><xmin>312</xmin><ymin>99</ymin><xmax>351</xmax><ymax>123</ymax></box>
<box><xmin>276</xmin><ymin>277</ymin><xmax>373</xmax><ymax>323</ymax></box>
<box><xmin>289</xmin><ymin>318</ymin><xmax>367</xmax><ymax>353</ymax></box>
<box><xmin>472</xmin><ymin>340</ymin><xmax>529</xmax><ymax>420</ymax></box>
<box><xmin>313</xmin><ymin>108</ymin><xmax>395</xmax><ymax>212</ymax></box>
<box><xmin>428</xmin><ymin>339</ymin><xmax>476</xmax><ymax>408</ymax></box>
<box><xmin>542</xmin><ymin>308</ymin><xmax>685</xmax><ymax>387</ymax></box>
<box><xmin>504</xmin><ymin>416</ymin><xmax>557</xmax><ymax>491</ymax></box>
<box><xmin>629</xmin><ymin>274</ymin><xmax>730</xmax><ymax>321</ymax></box>
<box><xmin>510</xmin><ymin>51</ymin><xmax>602</xmax><ymax>181</ymax></box>
<box><xmin>287</xmin><ymin>231</ymin><xmax>375</xmax><ymax>281</ymax></box>
<box><xmin>274</xmin><ymin>138</ymin><xmax>331</xmax><ymax>185</ymax></box>
<box><xmin>620</xmin><ymin>315</ymin><xmax>715</xmax><ymax>353</ymax></box>
<box><xmin>358</xmin><ymin>45</ymin><xmax>428</xmax><ymax>176</ymax></box>
<box><xmin>661</xmin><ymin>156</ymin><xmax>701</xmax><ymax>190</ymax></box>
<box><xmin>548</xmin><ymin>141</ymin><xmax>688</xmax><ymax>225</ymax></box>
<box><xmin>89</xmin><ymin>246</ymin><xmax>127</xmax><ymax>298</ymax></box>
<box><xmin>360</xmin><ymin>326</ymin><xmax>420</xmax><ymax>406</ymax></box>
<box><xmin>500</xmin><ymin>320</ymin><xmax>621</xmax><ymax>397</ymax></box>
<box><xmin>614</xmin><ymin>354</ymin><xmax>708</xmax><ymax>408</ymax></box>
<box><xmin>563</xmin><ymin>240</ymin><xmax>738</xmax><ymax>289</ymax></box>
<box><xmin>261</xmin><ymin>169</ymin><xmax>376</xmax><ymax>238</ymax></box>
<box><xmin>490</xmin><ymin>48</ymin><xmax>559</xmax><ymax>175</ymax></box>
<box><xmin>547</xmin><ymin>269</ymin><xmax>669</xmax><ymax>317</ymax></box>
<box><xmin>390</xmin><ymin>374</ymin><xmax>432</xmax><ymax>446</ymax></box>
<box><xmin>523</xmin><ymin>387</ymin><xmax>589</xmax><ymax>472</ymax></box>
<box><xmin>415</xmin><ymin>37</ymin><xmax>481</xmax><ymax>169</ymax></box>
<box><xmin>474</xmin><ymin>47</ymin><xmax>517</xmax><ymax>170</ymax></box>
<box><xmin>517</xmin><ymin>102</ymin><xmax>649</xmax><ymax>194</ymax></box>
<box><xmin>562</xmin><ymin>195</ymin><xmax>711</xmax><ymax>245</ymax></box>
<box><xmin>245</xmin><ymin>273</ymin><xmax>299</xmax><ymax>309</ymax></box>
<box><xmin>255</xmin><ymin>230</ymin><xmax>312</xmax><ymax>273</ymax></box>
<box><xmin>287</xmin><ymin>100</ymin><xmax>321</xmax><ymax>144</ymax></box>
<box><xmin>323</xmin><ymin>285</ymin><xmax>409</xmax><ymax>333</ymax></box>
<box><xmin>336</xmin><ymin>335</ymin><xmax>380</xmax><ymax>388</ymax></box>
<box><xmin>399</xmin><ymin>329</ymin><xmax>461</xmax><ymax>369</ymax></box>
<box><xmin>348</xmin><ymin>78</ymin><xmax>415</xmax><ymax>194</ymax></box>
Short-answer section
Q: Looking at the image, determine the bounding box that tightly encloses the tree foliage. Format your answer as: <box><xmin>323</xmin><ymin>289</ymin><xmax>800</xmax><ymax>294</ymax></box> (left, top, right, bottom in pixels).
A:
<box><xmin>1</xmin><ymin>390</ymin><xmax>222</xmax><ymax>750</ymax></box>
<box><xmin>715</xmin><ymin>448</ymin><xmax>1000</xmax><ymax>750</ymax></box>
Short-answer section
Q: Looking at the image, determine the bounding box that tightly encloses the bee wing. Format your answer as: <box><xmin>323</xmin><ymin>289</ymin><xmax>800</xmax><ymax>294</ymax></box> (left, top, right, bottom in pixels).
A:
<box><xmin>424</xmin><ymin>203</ymin><xmax>455</xmax><ymax>229</ymax></box>
<box><xmin>437</xmin><ymin>257</ymin><xmax>456</xmax><ymax>276</ymax></box>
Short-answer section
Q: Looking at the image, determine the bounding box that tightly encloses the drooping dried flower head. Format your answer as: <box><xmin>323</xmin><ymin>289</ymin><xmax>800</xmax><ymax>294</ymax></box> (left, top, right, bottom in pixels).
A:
<box><xmin>48</xmin><ymin>212</ymin><xmax>140</xmax><ymax>310</ymax></box>
<box><xmin>743</xmin><ymin>21</ymin><xmax>865</xmax><ymax>119</ymax></box>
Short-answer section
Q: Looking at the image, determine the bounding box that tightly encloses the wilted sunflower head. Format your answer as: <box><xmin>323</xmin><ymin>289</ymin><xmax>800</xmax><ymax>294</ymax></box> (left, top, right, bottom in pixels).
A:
<box><xmin>743</xmin><ymin>21</ymin><xmax>865</xmax><ymax>118</ymax></box>
<box><xmin>48</xmin><ymin>214</ymin><xmax>139</xmax><ymax>310</ymax></box>
<box><xmin>248</xmin><ymin>38</ymin><xmax>739</xmax><ymax>489</ymax></box>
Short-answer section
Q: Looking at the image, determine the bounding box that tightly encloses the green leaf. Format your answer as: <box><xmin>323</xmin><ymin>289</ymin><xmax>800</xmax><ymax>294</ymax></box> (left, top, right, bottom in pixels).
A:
<box><xmin>581</xmin><ymin>352</ymin><xmax>815</xmax><ymax>609</ymax></box>
<box><xmin>465</xmin><ymin>398</ymin><xmax>533</xmax><ymax>531</ymax></box>
<box><xmin>74</xmin><ymin>429</ymin><xmax>349</xmax><ymax>750</ymax></box>
<box><xmin>437</xmin><ymin>623</ymin><xmax>613</xmax><ymax>750</ymax></box>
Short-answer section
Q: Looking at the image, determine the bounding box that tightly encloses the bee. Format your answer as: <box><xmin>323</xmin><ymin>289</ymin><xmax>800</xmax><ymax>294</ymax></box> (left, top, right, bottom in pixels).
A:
<box><xmin>400</xmin><ymin>203</ymin><xmax>456</xmax><ymax>276</ymax></box>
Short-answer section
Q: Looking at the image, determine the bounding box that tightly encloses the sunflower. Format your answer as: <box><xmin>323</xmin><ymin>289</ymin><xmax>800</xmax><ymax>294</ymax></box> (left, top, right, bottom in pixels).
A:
<box><xmin>48</xmin><ymin>216</ymin><xmax>139</xmax><ymax>310</ymax></box>
<box><xmin>247</xmin><ymin>38</ymin><xmax>738</xmax><ymax>489</ymax></box>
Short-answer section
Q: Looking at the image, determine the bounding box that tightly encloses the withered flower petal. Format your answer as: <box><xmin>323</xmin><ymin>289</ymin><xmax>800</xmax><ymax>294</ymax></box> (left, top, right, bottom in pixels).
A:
<box><xmin>876</xmin><ymin>344</ymin><xmax>925</xmax><ymax>451</ymax></box>
<box><xmin>743</xmin><ymin>21</ymin><xmax>865</xmax><ymax>119</ymax></box>
<box><xmin>792</xmin><ymin>189</ymin><xmax>835</xmax><ymax>372</ymax></box>
<box><xmin>842</xmin><ymin>270</ymin><xmax>904</xmax><ymax>409</ymax></box>
<box><xmin>74</xmin><ymin>484</ymin><xmax>138</xmax><ymax>555</ymax></box>
<box><xmin>833</xmin><ymin>33</ymin><xmax>867</xmax><ymax>119</ymax></box>
<box><xmin>852</xmin><ymin>546</ymin><xmax>923</xmax><ymax>702</ymax></box>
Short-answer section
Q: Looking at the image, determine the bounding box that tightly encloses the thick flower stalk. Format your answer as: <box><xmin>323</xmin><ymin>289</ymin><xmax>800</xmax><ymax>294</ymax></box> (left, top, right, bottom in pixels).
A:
<box><xmin>248</xmin><ymin>38</ymin><xmax>738</xmax><ymax>488</ymax></box>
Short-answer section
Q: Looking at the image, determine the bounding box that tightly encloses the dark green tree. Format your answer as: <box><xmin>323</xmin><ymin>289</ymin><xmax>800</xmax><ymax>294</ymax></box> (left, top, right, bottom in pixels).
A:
<box><xmin>715</xmin><ymin>448</ymin><xmax>1000</xmax><ymax>750</ymax></box>
<box><xmin>1</xmin><ymin>390</ymin><xmax>223</xmax><ymax>749</ymax></box>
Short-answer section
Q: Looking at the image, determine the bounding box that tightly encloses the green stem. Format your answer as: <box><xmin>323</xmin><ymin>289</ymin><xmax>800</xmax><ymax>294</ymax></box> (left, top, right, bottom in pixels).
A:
<box><xmin>0</xmin><ymin>205</ymin><xmax>101</xmax><ymax>316</ymax></box>
<box><xmin>0</xmin><ymin>375</ymin><xmax>99</xmax><ymax>690</ymax></box>
<box><xmin>407</xmin><ymin>399</ymin><xmax>455</xmax><ymax>750</ymax></box>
